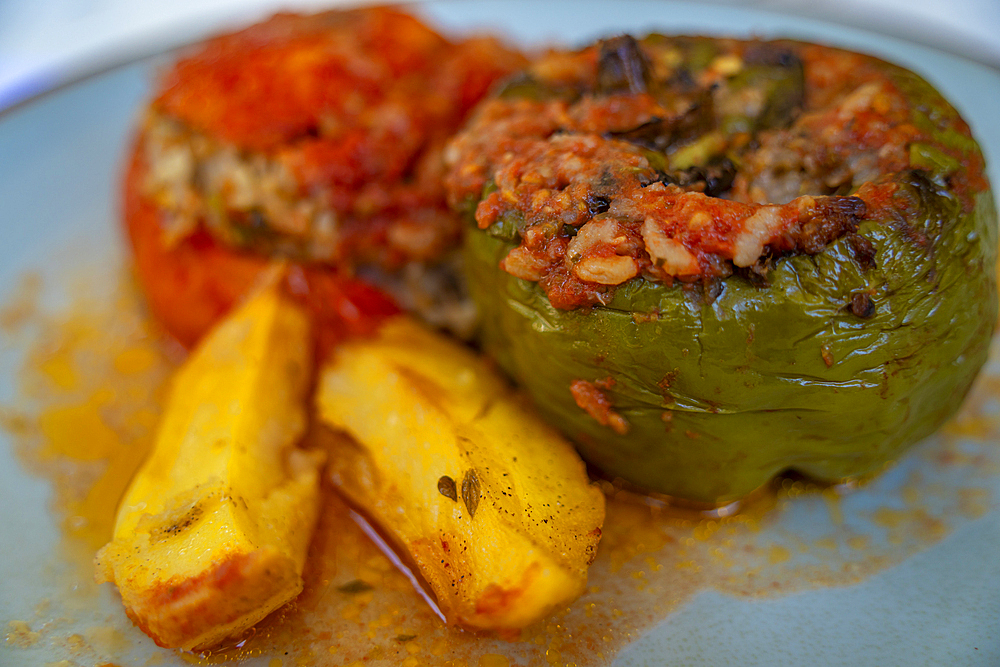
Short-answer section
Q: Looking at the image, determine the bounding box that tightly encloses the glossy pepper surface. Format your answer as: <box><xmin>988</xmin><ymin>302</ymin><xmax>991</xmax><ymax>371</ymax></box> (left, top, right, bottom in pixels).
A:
<box><xmin>450</xmin><ymin>35</ymin><xmax>998</xmax><ymax>504</ymax></box>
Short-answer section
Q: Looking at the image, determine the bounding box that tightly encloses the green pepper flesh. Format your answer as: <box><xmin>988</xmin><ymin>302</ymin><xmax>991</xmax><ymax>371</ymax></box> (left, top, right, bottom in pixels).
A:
<box><xmin>455</xmin><ymin>37</ymin><xmax>998</xmax><ymax>505</ymax></box>
<box><xmin>466</xmin><ymin>179</ymin><xmax>996</xmax><ymax>504</ymax></box>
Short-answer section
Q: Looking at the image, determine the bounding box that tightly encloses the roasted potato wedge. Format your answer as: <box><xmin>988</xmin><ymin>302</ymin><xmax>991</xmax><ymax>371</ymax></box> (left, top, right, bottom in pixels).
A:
<box><xmin>96</xmin><ymin>281</ymin><xmax>323</xmax><ymax>650</ymax></box>
<box><xmin>316</xmin><ymin>316</ymin><xmax>605</xmax><ymax>631</ymax></box>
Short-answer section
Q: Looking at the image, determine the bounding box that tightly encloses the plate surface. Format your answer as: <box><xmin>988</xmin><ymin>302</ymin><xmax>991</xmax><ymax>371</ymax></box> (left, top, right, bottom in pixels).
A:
<box><xmin>1</xmin><ymin>2</ymin><xmax>999</xmax><ymax>665</ymax></box>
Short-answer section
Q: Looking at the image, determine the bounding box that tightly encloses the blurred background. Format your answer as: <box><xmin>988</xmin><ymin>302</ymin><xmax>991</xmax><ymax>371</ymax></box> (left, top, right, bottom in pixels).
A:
<box><xmin>1</xmin><ymin>0</ymin><xmax>998</xmax><ymax>111</ymax></box>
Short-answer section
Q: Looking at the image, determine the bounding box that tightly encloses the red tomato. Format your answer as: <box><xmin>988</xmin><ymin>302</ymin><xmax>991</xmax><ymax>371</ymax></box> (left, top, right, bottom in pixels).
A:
<box><xmin>123</xmin><ymin>145</ymin><xmax>399</xmax><ymax>353</ymax></box>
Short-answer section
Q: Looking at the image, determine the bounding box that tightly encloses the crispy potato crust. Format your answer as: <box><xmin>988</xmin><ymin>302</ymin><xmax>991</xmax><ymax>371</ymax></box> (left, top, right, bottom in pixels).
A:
<box><xmin>116</xmin><ymin>549</ymin><xmax>300</xmax><ymax>651</ymax></box>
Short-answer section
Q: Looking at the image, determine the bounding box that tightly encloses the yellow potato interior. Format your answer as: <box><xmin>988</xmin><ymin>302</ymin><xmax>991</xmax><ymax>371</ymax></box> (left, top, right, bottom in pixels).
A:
<box><xmin>316</xmin><ymin>316</ymin><xmax>605</xmax><ymax>631</ymax></box>
<box><xmin>96</xmin><ymin>282</ymin><xmax>322</xmax><ymax>650</ymax></box>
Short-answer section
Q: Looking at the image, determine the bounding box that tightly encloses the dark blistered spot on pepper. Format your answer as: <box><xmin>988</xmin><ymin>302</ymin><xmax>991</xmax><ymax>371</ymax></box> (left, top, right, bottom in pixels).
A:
<box><xmin>794</xmin><ymin>196</ymin><xmax>867</xmax><ymax>255</ymax></box>
<box><xmin>654</xmin><ymin>158</ymin><xmax>737</xmax><ymax>198</ymax></box>
<box><xmin>584</xmin><ymin>194</ymin><xmax>611</xmax><ymax>216</ymax></box>
<box><xmin>846</xmin><ymin>233</ymin><xmax>878</xmax><ymax>271</ymax></box>
<box><xmin>889</xmin><ymin>170</ymin><xmax>957</xmax><ymax>248</ymax></box>
<box><xmin>849</xmin><ymin>292</ymin><xmax>877</xmax><ymax>318</ymax></box>
<box><xmin>596</xmin><ymin>35</ymin><xmax>652</xmax><ymax>95</ymax></box>
<box><xmin>735</xmin><ymin>264</ymin><xmax>771</xmax><ymax>288</ymax></box>
<box><xmin>606</xmin><ymin>88</ymin><xmax>714</xmax><ymax>152</ymax></box>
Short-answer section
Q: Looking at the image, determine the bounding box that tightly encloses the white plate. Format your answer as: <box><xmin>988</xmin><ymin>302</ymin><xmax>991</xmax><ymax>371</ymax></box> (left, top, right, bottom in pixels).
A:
<box><xmin>1</xmin><ymin>2</ymin><xmax>999</xmax><ymax>665</ymax></box>
<box><xmin>1</xmin><ymin>0</ymin><xmax>998</xmax><ymax>111</ymax></box>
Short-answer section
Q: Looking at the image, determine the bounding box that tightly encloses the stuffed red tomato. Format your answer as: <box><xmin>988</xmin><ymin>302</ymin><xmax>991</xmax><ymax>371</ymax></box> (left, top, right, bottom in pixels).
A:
<box><xmin>125</xmin><ymin>6</ymin><xmax>525</xmax><ymax>349</ymax></box>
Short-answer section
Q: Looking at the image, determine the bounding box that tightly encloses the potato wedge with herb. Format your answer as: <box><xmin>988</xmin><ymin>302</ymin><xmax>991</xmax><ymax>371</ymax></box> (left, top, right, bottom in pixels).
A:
<box><xmin>316</xmin><ymin>316</ymin><xmax>605</xmax><ymax>631</ymax></box>
<box><xmin>95</xmin><ymin>281</ymin><xmax>323</xmax><ymax>650</ymax></box>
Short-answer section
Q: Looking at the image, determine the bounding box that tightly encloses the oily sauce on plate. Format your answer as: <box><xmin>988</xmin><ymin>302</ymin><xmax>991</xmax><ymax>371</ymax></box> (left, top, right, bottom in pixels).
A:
<box><xmin>1</xmin><ymin>265</ymin><xmax>997</xmax><ymax>666</ymax></box>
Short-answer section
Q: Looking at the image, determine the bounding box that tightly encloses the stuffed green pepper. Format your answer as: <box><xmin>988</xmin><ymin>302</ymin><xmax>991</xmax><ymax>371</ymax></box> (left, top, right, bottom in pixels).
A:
<box><xmin>444</xmin><ymin>35</ymin><xmax>998</xmax><ymax>505</ymax></box>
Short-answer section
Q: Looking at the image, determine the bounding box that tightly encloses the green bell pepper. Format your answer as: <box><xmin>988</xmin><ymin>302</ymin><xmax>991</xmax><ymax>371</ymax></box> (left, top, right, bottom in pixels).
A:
<box><xmin>467</xmin><ymin>180</ymin><xmax>995</xmax><ymax>503</ymax></box>
<box><xmin>456</xmin><ymin>38</ymin><xmax>998</xmax><ymax>505</ymax></box>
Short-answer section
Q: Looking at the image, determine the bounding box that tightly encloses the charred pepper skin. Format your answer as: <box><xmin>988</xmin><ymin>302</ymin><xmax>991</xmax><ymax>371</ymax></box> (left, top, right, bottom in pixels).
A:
<box><xmin>453</xmin><ymin>36</ymin><xmax>998</xmax><ymax>504</ymax></box>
